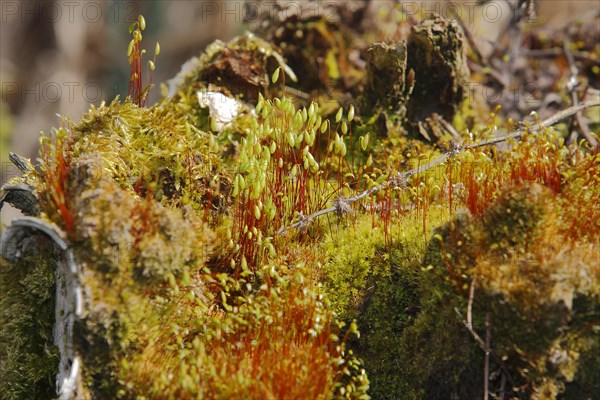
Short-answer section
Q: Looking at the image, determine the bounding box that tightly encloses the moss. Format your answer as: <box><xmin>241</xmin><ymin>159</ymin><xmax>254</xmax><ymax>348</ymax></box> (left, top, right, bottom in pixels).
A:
<box><xmin>2</xmin><ymin>11</ymin><xmax>599</xmax><ymax>398</ymax></box>
<box><xmin>480</xmin><ymin>183</ymin><xmax>547</xmax><ymax>257</ymax></box>
<box><xmin>5</xmin><ymin>87</ymin><xmax>374</xmax><ymax>397</ymax></box>
<box><xmin>352</xmin><ymin>245</ymin><xmax>422</xmax><ymax>399</ymax></box>
<box><xmin>322</xmin><ymin>207</ymin><xmax>452</xmax><ymax>399</ymax></box>
<box><xmin>66</xmin><ymin>98</ymin><xmax>226</xmax><ymax>214</ymax></box>
<box><xmin>395</xmin><ymin>283</ymin><xmax>482</xmax><ymax>400</ymax></box>
<box><xmin>417</xmin><ymin>181</ymin><xmax>600</xmax><ymax>399</ymax></box>
<box><xmin>105</xmin><ymin>262</ymin><xmax>369</xmax><ymax>400</ymax></box>
<box><xmin>561</xmin><ymin>311</ymin><xmax>600</xmax><ymax>400</ymax></box>
<box><xmin>321</xmin><ymin>219</ymin><xmax>386</xmax><ymax>321</ymax></box>
<box><xmin>0</xmin><ymin>248</ymin><xmax>59</xmax><ymax>400</ymax></box>
<box><xmin>14</xmin><ymin>97</ymin><xmax>218</xmax><ymax>397</ymax></box>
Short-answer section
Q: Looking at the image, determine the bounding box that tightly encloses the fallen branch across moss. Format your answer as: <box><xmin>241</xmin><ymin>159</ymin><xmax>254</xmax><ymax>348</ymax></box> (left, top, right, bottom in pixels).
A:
<box><xmin>278</xmin><ymin>100</ymin><xmax>600</xmax><ymax>235</ymax></box>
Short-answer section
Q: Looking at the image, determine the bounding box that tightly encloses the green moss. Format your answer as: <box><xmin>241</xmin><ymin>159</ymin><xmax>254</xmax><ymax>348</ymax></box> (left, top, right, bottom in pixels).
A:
<box><xmin>395</xmin><ymin>284</ymin><xmax>482</xmax><ymax>400</ymax></box>
<box><xmin>0</xmin><ymin>249</ymin><xmax>59</xmax><ymax>400</ymax></box>
<box><xmin>322</xmin><ymin>207</ymin><xmax>452</xmax><ymax>399</ymax></box>
<box><xmin>561</xmin><ymin>309</ymin><xmax>600</xmax><ymax>400</ymax></box>
<box><xmin>2</xmin><ymin>12</ymin><xmax>598</xmax><ymax>398</ymax></box>
<box><xmin>322</xmin><ymin>219</ymin><xmax>385</xmax><ymax>321</ymax></box>
<box><xmin>417</xmin><ymin>181</ymin><xmax>600</xmax><ymax>399</ymax></box>
<box><xmin>480</xmin><ymin>183</ymin><xmax>547</xmax><ymax>257</ymax></box>
<box><xmin>101</xmin><ymin>261</ymin><xmax>370</xmax><ymax>400</ymax></box>
<box><xmin>16</xmin><ymin>97</ymin><xmax>218</xmax><ymax>397</ymax></box>
<box><xmin>8</xmin><ymin>89</ymin><xmax>375</xmax><ymax>397</ymax></box>
<box><xmin>67</xmin><ymin>98</ymin><xmax>225</xmax><ymax>213</ymax></box>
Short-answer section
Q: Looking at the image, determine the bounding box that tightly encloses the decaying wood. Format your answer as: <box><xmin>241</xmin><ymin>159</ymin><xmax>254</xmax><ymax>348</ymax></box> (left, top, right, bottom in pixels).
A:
<box><xmin>0</xmin><ymin>217</ymin><xmax>83</xmax><ymax>399</ymax></box>
<box><xmin>0</xmin><ymin>183</ymin><xmax>38</xmax><ymax>216</ymax></box>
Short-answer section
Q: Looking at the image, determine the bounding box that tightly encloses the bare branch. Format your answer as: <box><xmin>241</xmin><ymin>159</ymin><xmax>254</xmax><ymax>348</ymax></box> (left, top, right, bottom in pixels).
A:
<box><xmin>455</xmin><ymin>307</ymin><xmax>516</xmax><ymax>390</ymax></box>
<box><xmin>563</xmin><ymin>40</ymin><xmax>597</xmax><ymax>147</ymax></box>
<box><xmin>522</xmin><ymin>48</ymin><xmax>600</xmax><ymax>65</ymax></box>
<box><xmin>466</xmin><ymin>100</ymin><xmax>600</xmax><ymax>149</ymax></box>
<box><xmin>484</xmin><ymin>312</ymin><xmax>491</xmax><ymax>400</ymax></box>
<box><xmin>467</xmin><ymin>276</ymin><xmax>476</xmax><ymax>330</ymax></box>
<box><xmin>455</xmin><ymin>307</ymin><xmax>485</xmax><ymax>348</ymax></box>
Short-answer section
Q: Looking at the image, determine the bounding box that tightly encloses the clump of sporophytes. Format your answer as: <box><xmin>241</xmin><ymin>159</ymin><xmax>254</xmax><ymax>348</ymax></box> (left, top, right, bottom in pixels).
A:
<box><xmin>25</xmin><ymin>97</ymin><xmax>372</xmax><ymax>398</ymax></box>
<box><xmin>127</xmin><ymin>15</ymin><xmax>160</xmax><ymax>107</ymax></box>
<box><xmin>317</xmin><ymin>114</ymin><xmax>599</xmax><ymax>398</ymax></box>
<box><xmin>220</xmin><ymin>91</ymin><xmax>376</xmax><ymax>274</ymax></box>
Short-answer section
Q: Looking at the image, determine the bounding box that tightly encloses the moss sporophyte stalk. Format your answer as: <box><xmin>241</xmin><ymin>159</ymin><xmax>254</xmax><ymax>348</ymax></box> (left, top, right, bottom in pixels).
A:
<box><xmin>1</xmin><ymin>8</ymin><xmax>599</xmax><ymax>400</ymax></box>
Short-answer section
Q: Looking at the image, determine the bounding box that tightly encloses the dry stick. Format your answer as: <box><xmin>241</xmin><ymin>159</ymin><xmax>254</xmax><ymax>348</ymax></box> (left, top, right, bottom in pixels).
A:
<box><xmin>465</xmin><ymin>100</ymin><xmax>600</xmax><ymax>149</ymax></box>
<box><xmin>484</xmin><ymin>312</ymin><xmax>491</xmax><ymax>400</ymax></box>
<box><xmin>455</xmin><ymin>307</ymin><xmax>517</xmax><ymax>390</ymax></box>
<box><xmin>563</xmin><ymin>40</ymin><xmax>597</xmax><ymax>147</ymax></box>
<box><xmin>467</xmin><ymin>276</ymin><xmax>476</xmax><ymax>330</ymax></box>
<box><xmin>277</xmin><ymin>100</ymin><xmax>600</xmax><ymax>235</ymax></box>
<box><xmin>464</xmin><ymin>277</ymin><xmax>490</xmax><ymax>399</ymax></box>
<box><xmin>523</xmin><ymin>48</ymin><xmax>600</xmax><ymax>65</ymax></box>
<box><xmin>564</xmin><ymin>40</ymin><xmax>583</xmax><ymax>146</ymax></box>
<box><xmin>499</xmin><ymin>372</ymin><xmax>507</xmax><ymax>400</ymax></box>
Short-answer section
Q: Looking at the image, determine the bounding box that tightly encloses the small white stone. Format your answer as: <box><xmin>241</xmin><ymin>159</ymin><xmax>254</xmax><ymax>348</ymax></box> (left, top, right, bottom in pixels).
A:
<box><xmin>196</xmin><ymin>91</ymin><xmax>244</xmax><ymax>132</ymax></box>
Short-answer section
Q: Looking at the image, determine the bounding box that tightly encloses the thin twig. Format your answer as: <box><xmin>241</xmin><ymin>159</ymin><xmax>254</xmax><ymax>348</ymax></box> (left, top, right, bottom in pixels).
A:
<box><xmin>455</xmin><ymin>308</ymin><xmax>484</xmax><ymax>353</ymax></box>
<box><xmin>469</xmin><ymin>63</ymin><xmax>509</xmax><ymax>88</ymax></box>
<box><xmin>499</xmin><ymin>372</ymin><xmax>506</xmax><ymax>400</ymax></box>
<box><xmin>277</xmin><ymin>100</ymin><xmax>600</xmax><ymax>235</ymax></box>
<box><xmin>484</xmin><ymin>312</ymin><xmax>491</xmax><ymax>400</ymax></box>
<box><xmin>467</xmin><ymin>276</ymin><xmax>476</xmax><ymax>330</ymax></box>
<box><xmin>466</xmin><ymin>100</ymin><xmax>600</xmax><ymax>149</ymax></box>
<box><xmin>563</xmin><ymin>40</ymin><xmax>597</xmax><ymax>147</ymax></box>
<box><xmin>455</xmin><ymin>307</ymin><xmax>516</xmax><ymax>390</ymax></box>
<box><xmin>522</xmin><ymin>48</ymin><xmax>600</xmax><ymax>65</ymax></box>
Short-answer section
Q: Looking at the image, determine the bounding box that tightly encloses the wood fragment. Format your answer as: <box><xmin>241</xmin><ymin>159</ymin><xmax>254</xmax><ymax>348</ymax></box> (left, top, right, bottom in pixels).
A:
<box><xmin>563</xmin><ymin>40</ymin><xmax>597</xmax><ymax>147</ymax></box>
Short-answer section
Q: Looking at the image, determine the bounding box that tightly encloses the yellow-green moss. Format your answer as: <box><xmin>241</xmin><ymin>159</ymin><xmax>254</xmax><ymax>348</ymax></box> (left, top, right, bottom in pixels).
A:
<box><xmin>5</xmin><ymin>89</ymin><xmax>376</xmax><ymax>397</ymax></box>
<box><xmin>418</xmin><ymin>180</ymin><xmax>600</xmax><ymax>399</ymax></box>
<box><xmin>2</xmin><ymin>16</ymin><xmax>598</xmax><ymax>397</ymax></box>
<box><xmin>322</xmin><ymin>207</ymin><xmax>452</xmax><ymax>399</ymax></box>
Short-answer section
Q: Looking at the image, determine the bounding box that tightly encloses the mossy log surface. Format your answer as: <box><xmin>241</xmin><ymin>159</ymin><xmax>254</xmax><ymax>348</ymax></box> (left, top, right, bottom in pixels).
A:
<box><xmin>2</xmin><ymin>5</ymin><xmax>600</xmax><ymax>400</ymax></box>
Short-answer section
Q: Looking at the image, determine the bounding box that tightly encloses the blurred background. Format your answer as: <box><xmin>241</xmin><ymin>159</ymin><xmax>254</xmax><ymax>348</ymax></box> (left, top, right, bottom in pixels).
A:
<box><xmin>0</xmin><ymin>0</ymin><xmax>241</xmax><ymax>181</ymax></box>
<box><xmin>1</xmin><ymin>0</ymin><xmax>596</xmax><ymax>227</ymax></box>
<box><xmin>1</xmin><ymin>0</ymin><xmax>244</xmax><ymax>225</ymax></box>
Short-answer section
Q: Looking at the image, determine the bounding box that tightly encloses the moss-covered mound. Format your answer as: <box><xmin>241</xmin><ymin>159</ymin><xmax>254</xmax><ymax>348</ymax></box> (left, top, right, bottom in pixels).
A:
<box><xmin>1</xmin><ymin>86</ymin><xmax>371</xmax><ymax>398</ymax></box>
<box><xmin>1</xmin><ymin>7</ymin><xmax>599</xmax><ymax>400</ymax></box>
